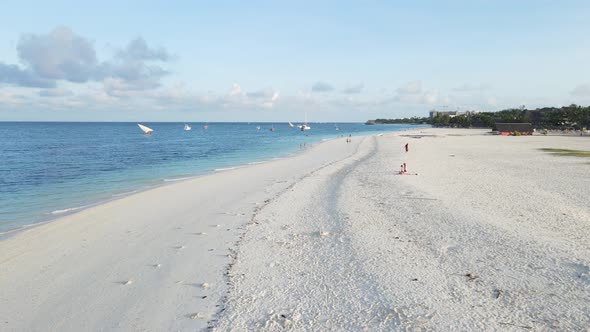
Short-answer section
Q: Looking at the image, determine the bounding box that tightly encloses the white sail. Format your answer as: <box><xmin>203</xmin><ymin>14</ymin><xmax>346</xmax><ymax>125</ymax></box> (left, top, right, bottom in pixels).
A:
<box><xmin>137</xmin><ymin>123</ymin><xmax>153</xmax><ymax>134</ymax></box>
<box><xmin>288</xmin><ymin>121</ymin><xmax>294</xmax><ymax>128</ymax></box>
<box><xmin>301</xmin><ymin>112</ymin><xmax>311</xmax><ymax>131</ymax></box>
<box><xmin>184</xmin><ymin>124</ymin><xmax>192</xmax><ymax>131</ymax></box>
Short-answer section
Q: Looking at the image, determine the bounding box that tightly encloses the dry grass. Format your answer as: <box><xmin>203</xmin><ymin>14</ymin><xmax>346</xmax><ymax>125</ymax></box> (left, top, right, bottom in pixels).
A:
<box><xmin>540</xmin><ymin>148</ymin><xmax>590</xmax><ymax>157</ymax></box>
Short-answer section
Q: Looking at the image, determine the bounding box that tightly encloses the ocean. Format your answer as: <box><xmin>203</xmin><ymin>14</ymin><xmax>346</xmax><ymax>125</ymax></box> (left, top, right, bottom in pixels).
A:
<box><xmin>0</xmin><ymin>122</ymin><xmax>423</xmax><ymax>233</ymax></box>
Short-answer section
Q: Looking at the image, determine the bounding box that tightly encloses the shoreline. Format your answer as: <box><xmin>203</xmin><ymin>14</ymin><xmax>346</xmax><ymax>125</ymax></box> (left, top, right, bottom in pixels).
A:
<box><xmin>2</xmin><ymin>125</ymin><xmax>426</xmax><ymax>238</ymax></box>
<box><xmin>0</xmin><ymin>132</ymin><xmax>374</xmax><ymax>331</ymax></box>
<box><xmin>0</xmin><ymin>133</ymin><xmax>339</xmax><ymax>239</ymax></box>
<box><xmin>2</xmin><ymin>128</ymin><xmax>587</xmax><ymax>330</ymax></box>
<box><xmin>0</xmin><ymin>124</ymin><xmax>423</xmax><ymax>236</ymax></box>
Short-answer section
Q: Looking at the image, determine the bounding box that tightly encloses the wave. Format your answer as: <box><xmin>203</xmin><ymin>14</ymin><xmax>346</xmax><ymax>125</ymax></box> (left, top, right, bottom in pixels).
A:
<box><xmin>49</xmin><ymin>205</ymin><xmax>90</xmax><ymax>215</ymax></box>
<box><xmin>214</xmin><ymin>166</ymin><xmax>241</xmax><ymax>172</ymax></box>
<box><xmin>111</xmin><ymin>190</ymin><xmax>138</xmax><ymax>197</ymax></box>
<box><xmin>163</xmin><ymin>176</ymin><xmax>193</xmax><ymax>182</ymax></box>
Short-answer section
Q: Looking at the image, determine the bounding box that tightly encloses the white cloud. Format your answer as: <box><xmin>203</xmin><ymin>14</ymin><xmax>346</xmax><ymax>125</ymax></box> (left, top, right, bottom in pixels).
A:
<box><xmin>38</xmin><ymin>88</ymin><xmax>73</xmax><ymax>97</ymax></box>
<box><xmin>229</xmin><ymin>83</ymin><xmax>244</xmax><ymax>97</ymax></box>
<box><xmin>1</xmin><ymin>26</ymin><xmax>171</xmax><ymax>94</ymax></box>
<box><xmin>396</xmin><ymin>80</ymin><xmax>422</xmax><ymax>94</ymax></box>
<box><xmin>218</xmin><ymin>84</ymin><xmax>280</xmax><ymax>109</ymax></box>
<box><xmin>17</xmin><ymin>26</ymin><xmax>98</xmax><ymax>83</ymax></box>
<box><xmin>342</xmin><ymin>83</ymin><xmax>364</xmax><ymax>94</ymax></box>
<box><xmin>311</xmin><ymin>81</ymin><xmax>334</xmax><ymax>93</ymax></box>
<box><xmin>394</xmin><ymin>80</ymin><xmax>442</xmax><ymax>105</ymax></box>
<box><xmin>452</xmin><ymin>83</ymin><xmax>492</xmax><ymax>92</ymax></box>
<box><xmin>0</xmin><ymin>63</ymin><xmax>55</xmax><ymax>88</ymax></box>
<box><xmin>571</xmin><ymin>84</ymin><xmax>590</xmax><ymax>97</ymax></box>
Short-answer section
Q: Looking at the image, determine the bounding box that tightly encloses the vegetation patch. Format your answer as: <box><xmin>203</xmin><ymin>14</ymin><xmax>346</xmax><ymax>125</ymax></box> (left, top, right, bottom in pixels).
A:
<box><xmin>540</xmin><ymin>148</ymin><xmax>590</xmax><ymax>157</ymax></box>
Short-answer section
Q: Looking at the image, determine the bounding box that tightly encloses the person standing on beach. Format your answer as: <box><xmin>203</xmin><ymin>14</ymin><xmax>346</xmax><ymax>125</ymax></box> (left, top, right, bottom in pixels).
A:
<box><xmin>405</xmin><ymin>143</ymin><xmax>408</xmax><ymax>152</ymax></box>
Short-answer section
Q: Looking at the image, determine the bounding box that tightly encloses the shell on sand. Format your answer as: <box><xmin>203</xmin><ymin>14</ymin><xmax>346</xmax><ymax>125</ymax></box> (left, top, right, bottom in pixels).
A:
<box><xmin>201</xmin><ymin>282</ymin><xmax>210</xmax><ymax>289</ymax></box>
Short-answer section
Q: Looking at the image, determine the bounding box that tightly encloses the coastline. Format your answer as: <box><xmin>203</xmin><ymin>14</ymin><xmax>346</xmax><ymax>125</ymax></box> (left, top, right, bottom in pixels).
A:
<box><xmin>1</xmin><ymin>128</ymin><xmax>588</xmax><ymax>330</ymax></box>
<box><xmin>0</xmin><ymin>132</ymin><xmax>372</xmax><ymax>331</ymax></box>
<box><xmin>0</xmin><ymin>124</ymin><xmax>421</xmax><ymax>235</ymax></box>
<box><xmin>0</xmin><ymin>133</ymin><xmax>337</xmax><ymax>238</ymax></box>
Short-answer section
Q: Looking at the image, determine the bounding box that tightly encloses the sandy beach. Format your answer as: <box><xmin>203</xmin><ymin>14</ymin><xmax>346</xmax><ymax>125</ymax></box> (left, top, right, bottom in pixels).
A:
<box><xmin>1</xmin><ymin>128</ymin><xmax>589</xmax><ymax>331</ymax></box>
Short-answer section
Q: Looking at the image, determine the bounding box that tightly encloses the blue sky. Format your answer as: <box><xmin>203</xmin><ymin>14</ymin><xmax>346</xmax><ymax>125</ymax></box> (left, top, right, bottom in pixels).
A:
<box><xmin>1</xmin><ymin>0</ymin><xmax>589</xmax><ymax>121</ymax></box>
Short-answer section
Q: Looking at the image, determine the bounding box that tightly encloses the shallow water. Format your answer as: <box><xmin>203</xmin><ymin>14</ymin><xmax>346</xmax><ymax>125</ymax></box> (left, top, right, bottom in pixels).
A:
<box><xmin>0</xmin><ymin>122</ymin><xmax>424</xmax><ymax>232</ymax></box>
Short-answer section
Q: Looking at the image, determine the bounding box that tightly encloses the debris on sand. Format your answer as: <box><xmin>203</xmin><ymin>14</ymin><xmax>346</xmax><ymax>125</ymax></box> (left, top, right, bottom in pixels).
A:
<box><xmin>493</xmin><ymin>289</ymin><xmax>503</xmax><ymax>299</ymax></box>
<box><xmin>188</xmin><ymin>312</ymin><xmax>206</xmax><ymax>320</ymax></box>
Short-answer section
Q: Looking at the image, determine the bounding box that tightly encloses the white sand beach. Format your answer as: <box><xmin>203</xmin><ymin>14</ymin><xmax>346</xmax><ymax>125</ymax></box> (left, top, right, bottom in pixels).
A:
<box><xmin>1</xmin><ymin>128</ymin><xmax>589</xmax><ymax>331</ymax></box>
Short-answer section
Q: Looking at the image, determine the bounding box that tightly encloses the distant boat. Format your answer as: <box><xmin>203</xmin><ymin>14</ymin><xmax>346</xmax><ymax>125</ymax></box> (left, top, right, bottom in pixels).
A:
<box><xmin>300</xmin><ymin>112</ymin><xmax>311</xmax><ymax>131</ymax></box>
<box><xmin>137</xmin><ymin>123</ymin><xmax>153</xmax><ymax>134</ymax></box>
<box><xmin>203</xmin><ymin>124</ymin><xmax>209</xmax><ymax>130</ymax></box>
<box><xmin>256</xmin><ymin>126</ymin><xmax>261</xmax><ymax>131</ymax></box>
<box><xmin>288</xmin><ymin>121</ymin><xmax>294</xmax><ymax>128</ymax></box>
<box><xmin>269</xmin><ymin>125</ymin><xmax>275</xmax><ymax>132</ymax></box>
<box><xmin>184</xmin><ymin>124</ymin><xmax>192</xmax><ymax>131</ymax></box>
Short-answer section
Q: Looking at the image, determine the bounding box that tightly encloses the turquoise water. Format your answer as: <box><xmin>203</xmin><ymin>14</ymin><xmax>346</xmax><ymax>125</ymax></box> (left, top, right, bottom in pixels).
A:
<box><xmin>0</xmin><ymin>122</ymin><xmax>423</xmax><ymax>232</ymax></box>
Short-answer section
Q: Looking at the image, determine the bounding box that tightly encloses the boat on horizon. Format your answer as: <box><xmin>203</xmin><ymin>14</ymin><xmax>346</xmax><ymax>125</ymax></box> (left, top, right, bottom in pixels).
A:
<box><xmin>203</xmin><ymin>124</ymin><xmax>209</xmax><ymax>130</ymax></box>
<box><xmin>300</xmin><ymin>113</ymin><xmax>311</xmax><ymax>131</ymax></box>
<box><xmin>184</xmin><ymin>124</ymin><xmax>192</xmax><ymax>131</ymax></box>
<box><xmin>137</xmin><ymin>123</ymin><xmax>153</xmax><ymax>134</ymax></box>
<box><xmin>288</xmin><ymin>121</ymin><xmax>294</xmax><ymax>128</ymax></box>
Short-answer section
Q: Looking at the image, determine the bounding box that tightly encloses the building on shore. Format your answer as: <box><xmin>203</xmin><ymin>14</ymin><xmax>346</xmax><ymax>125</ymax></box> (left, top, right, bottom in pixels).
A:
<box><xmin>429</xmin><ymin>109</ymin><xmax>479</xmax><ymax>119</ymax></box>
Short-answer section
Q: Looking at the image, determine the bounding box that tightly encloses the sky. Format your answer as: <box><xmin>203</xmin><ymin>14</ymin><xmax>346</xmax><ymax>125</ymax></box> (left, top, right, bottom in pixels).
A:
<box><xmin>0</xmin><ymin>0</ymin><xmax>589</xmax><ymax>122</ymax></box>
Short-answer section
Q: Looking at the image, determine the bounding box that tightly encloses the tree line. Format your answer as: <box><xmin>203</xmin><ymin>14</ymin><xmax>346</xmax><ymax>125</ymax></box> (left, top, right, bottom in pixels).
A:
<box><xmin>371</xmin><ymin>104</ymin><xmax>590</xmax><ymax>129</ymax></box>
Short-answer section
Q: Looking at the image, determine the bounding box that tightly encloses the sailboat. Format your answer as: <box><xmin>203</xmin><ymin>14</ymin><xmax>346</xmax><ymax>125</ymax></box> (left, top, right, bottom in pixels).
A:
<box><xmin>288</xmin><ymin>121</ymin><xmax>294</xmax><ymax>128</ymax></box>
<box><xmin>256</xmin><ymin>126</ymin><xmax>261</xmax><ymax>131</ymax></box>
<box><xmin>184</xmin><ymin>124</ymin><xmax>192</xmax><ymax>131</ymax></box>
<box><xmin>137</xmin><ymin>123</ymin><xmax>153</xmax><ymax>134</ymax></box>
<box><xmin>300</xmin><ymin>112</ymin><xmax>311</xmax><ymax>131</ymax></box>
